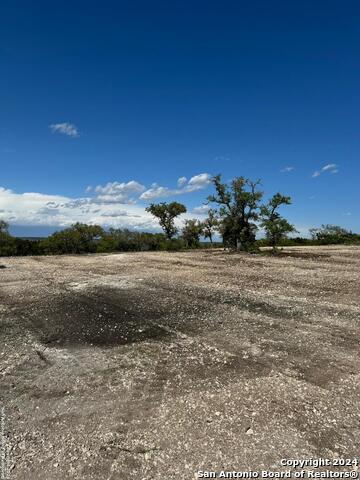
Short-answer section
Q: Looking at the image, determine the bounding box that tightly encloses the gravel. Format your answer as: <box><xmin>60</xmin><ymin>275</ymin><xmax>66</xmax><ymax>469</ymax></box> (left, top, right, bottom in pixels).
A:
<box><xmin>0</xmin><ymin>246</ymin><xmax>359</xmax><ymax>479</ymax></box>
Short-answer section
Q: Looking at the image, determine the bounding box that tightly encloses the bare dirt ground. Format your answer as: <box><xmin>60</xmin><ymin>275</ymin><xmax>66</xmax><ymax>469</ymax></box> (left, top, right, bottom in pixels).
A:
<box><xmin>0</xmin><ymin>246</ymin><xmax>359</xmax><ymax>479</ymax></box>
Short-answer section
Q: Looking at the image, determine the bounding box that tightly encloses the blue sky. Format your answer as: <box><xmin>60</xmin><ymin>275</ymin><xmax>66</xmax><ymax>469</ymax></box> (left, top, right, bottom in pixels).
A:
<box><xmin>0</xmin><ymin>0</ymin><xmax>359</xmax><ymax>236</ymax></box>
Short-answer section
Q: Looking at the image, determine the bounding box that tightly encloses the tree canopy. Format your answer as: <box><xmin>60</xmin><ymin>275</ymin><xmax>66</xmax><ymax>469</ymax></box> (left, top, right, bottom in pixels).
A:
<box><xmin>0</xmin><ymin>220</ymin><xmax>17</xmax><ymax>256</ymax></box>
<box><xmin>41</xmin><ymin>223</ymin><xmax>104</xmax><ymax>254</ymax></box>
<box><xmin>0</xmin><ymin>220</ymin><xmax>9</xmax><ymax>234</ymax></box>
<box><xmin>146</xmin><ymin>202</ymin><xmax>186</xmax><ymax>239</ymax></box>
<box><xmin>202</xmin><ymin>209</ymin><xmax>218</xmax><ymax>244</ymax></box>
<box><xmin>182</xmin><ymin>219</ymin><xmax>203</xmax><ymax>248</ymax></box>
<box><xmin>260</xmin><ymin>193</ymin><xmax>296</xmax><ymax>251</ymax></box>
<box><xmin>207</xmin><ymin>175</ymin><xmax>263</xmax><ymax>250</ymax></box>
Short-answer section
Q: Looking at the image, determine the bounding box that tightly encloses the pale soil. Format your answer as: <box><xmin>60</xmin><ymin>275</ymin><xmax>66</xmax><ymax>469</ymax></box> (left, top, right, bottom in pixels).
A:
<box><xmin>0</xmin><ymin>246</ymin><xmax>359</xmax><ymax>479</ymax></box>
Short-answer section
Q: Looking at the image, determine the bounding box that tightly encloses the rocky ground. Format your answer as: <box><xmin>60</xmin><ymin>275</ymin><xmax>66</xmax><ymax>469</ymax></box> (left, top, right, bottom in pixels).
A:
<box><xmin>0</xmin><ymin>246</ymin><xmax>359</xmax><ymax>479</ymax></box>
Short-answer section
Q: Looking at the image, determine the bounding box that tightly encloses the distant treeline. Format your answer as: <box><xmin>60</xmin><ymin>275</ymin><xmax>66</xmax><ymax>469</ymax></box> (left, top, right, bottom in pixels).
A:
<box><xmin>0</xmin><ymin>222</ymin><xmax>219</xmax><ymax>257</ymax></box>
<box><xmin>0</xmin><ymin>221</ymin><xmax>358</xmax><ymax>257</ymax></box>
<box><xmin>256</xmin><ymin>225</ymin><xmax>360</xmax><ymax>248</ymax></box>
<box><xmin>1</xmin><ymin>175</ymin><xmax>359</xmax><ymax>257</ymax></box>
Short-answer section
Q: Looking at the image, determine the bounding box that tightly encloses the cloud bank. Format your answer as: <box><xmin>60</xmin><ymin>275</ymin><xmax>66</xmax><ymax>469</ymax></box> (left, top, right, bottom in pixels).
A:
<box><xmin>0</xmin><ymin>187</ymin><xmax>155</xmax><ymax>230</ymax></box>
<box><xmin>0</xmin><ymin>173</ymin><xmax>212</xmax><ymax>230</ymax></box>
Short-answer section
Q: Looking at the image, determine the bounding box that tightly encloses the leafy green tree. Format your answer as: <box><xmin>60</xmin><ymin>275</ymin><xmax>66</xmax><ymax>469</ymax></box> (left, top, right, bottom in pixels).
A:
<box><xmin>182</xmin><ymin>219</ymin><xmax>203</xmax><ymax>248</ymax></box>
<box><xmin>96</xmin><ymin>228</ymin><xmax>170</xmax><ymax>252</ymax></box>
<box><xmin>207</xmin><ymin>175</ymin><xmax>263</xmax><ymax>251</ymax></box>
<box><xmin>260</xmin><ymin>194</ymin><xmax>296</xmax><ymax>252</ymax></box>
<box><xmin>146</xmin><ymin>202</ymin><xmax>186</xmax><ymax>239</ymax></box>
<box><xmin>41</xmin><ymin>223</ymin><xmax>104</xmax><ymax>254</ymax></box>
<box><xmin>15</xmin><ymin>238</ymin><xmax>41</xmax><ymax>256</ymax></box>
<box><xmin>0</xmin><ymin>220</ymin><xmax>17</xmax><ymax>256</ymax></box>
<box><xmin>202</xmin><ymin>209</ymin><xmax>218</xmax><ymax>244</ymax></box>
<box><xmin>0</xmin><ymin>220</ymin><xmax>9</xmax><ymax>234</ymax></box>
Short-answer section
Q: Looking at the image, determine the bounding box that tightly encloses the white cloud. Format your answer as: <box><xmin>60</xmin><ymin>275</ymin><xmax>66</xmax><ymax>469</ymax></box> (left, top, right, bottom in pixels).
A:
<box><xmin>94</xmin><ymin>181</ymin><xmax>145</xmax><ymax>204</ymax></box>
<box><xmin>0</xmin><ymin>186</ymin><xmax>155</xmax><ymax>230</ymax></box>
<box><xmin>187</xmin><ymin>173</ymin><xmax>212</xmax><ymax>190</ymax></box>
<box><xmin>100</xmin><ymin>210</ymin><xmax>141</xmax><ymax>218</ymax></box>
<box><xmin>312</xmin><ymin>163</ymin><xmax>338</xmax><ymax>178</ymax></box>
<box><xmin>192</xmin><ymin>205</ymin><xmax>210</xmax><ymax>215</ymax></box>
<box><xmin>177</xmin><ymin>176</ymin><xmax>187</xmax><ymax>187</ymax></box>
<box><xmin>49</xmin><ymin>122</ymin><xmax>80</xmax><ymax>137</ymax></box>
<box><xmin>139</xmin><ymin>186</ymin><xmax>173</xmax><ymax>200</ymax></box>
<box><xmin>0</xmin><ymin>173</ymin><xmax>213</xmax><ymax>230</ymax></box>
<box><xmin>280</xmin><ymin>166</ymin><xmax>294</xmax><ymax>173</ymax></box>
<box><xmin>322</xmin><ymin>163</ymin><xmax>337</xmax><ymax>171</ymax></box>
<box><xmin>140</xmin><ymin>173</ymin><xmax>212</xmax><ymax>200</ymax></box>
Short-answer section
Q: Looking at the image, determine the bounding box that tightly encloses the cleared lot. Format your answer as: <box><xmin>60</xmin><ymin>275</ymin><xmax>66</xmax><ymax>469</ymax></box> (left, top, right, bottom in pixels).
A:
<box><xmin>0</xmin><ymin>246</ymin><xmax>359</xmax><ymax>479</ymax></box>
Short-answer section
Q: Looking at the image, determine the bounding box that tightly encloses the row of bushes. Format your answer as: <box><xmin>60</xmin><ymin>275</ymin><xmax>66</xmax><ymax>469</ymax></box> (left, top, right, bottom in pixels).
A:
<box><xmin>0</xmin><ymin>224</ymin><xmax>218</xmax><ymax>257</ymax></box>
<box><xmin>257</xmin><ymin>225</ymin><xmax>360</xmax><ymax>247</ymax></box>
<box><xmin>256</xmin><ymin>236</ymin><xmax>360</xmax><ymax>248</ymax></box>
<box><xmin>1</xmin><ymin>222</ymin><xmax>359</xmax><ymax>257</ymax></box>
<box><xmin>42</xmin><ymin>228</ymin><xmax>189</xmax><ymax>254</ymax></box>
<box><xmin>0</xmin><ymin>233</ymin><xmax>41</xmax><ymax>256</ymax></box>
